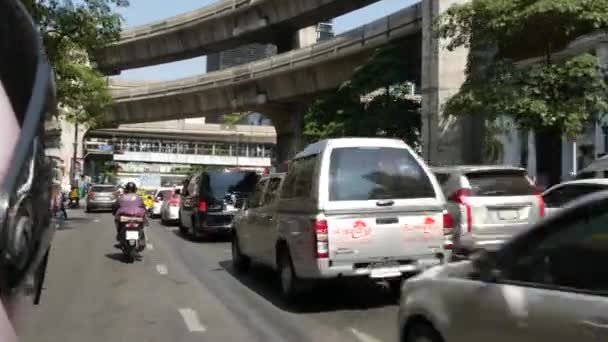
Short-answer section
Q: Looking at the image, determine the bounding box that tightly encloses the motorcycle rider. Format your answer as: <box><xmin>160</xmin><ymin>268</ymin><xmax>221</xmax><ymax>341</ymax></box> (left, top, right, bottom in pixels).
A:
<box><xmin>112</xmin><ymin>182</ymin><xmax>147</xmax><ymax>243</ymax></box>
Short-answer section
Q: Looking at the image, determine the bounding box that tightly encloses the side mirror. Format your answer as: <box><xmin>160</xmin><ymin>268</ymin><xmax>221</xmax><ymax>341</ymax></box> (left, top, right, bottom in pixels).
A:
<box><xmin>471</xmin><ymin>250</ymin><xmax>501</xmax><ymax>282</ymax></box>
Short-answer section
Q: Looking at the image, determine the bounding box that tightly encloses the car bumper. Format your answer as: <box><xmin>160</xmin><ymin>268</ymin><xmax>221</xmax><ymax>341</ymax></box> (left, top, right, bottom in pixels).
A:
<box><xmin>163</xmin><ymin>207</ymin><xmax>180</xmax><ymax>221</ymax></box>
<box><xmin>87</xmin><ymin>201</ymin><xmax>115</xmax><ymax>210</ymax></box>
<box><xmin>193</xmin><ymin>223</ymin><xmax>234</xmax><ymax>236</ymax></box>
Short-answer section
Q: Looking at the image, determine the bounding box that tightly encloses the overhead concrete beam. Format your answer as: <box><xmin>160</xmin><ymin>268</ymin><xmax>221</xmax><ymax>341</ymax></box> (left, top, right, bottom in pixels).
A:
<box><xmin>96</xmin><ymin>0</ymin><xmax>381</xmax><ymax>74</ymax></box>
<box><xmin>106</xmin><ymin>5</ymin><xmax>423</xmax><ymax>126</ymax></box>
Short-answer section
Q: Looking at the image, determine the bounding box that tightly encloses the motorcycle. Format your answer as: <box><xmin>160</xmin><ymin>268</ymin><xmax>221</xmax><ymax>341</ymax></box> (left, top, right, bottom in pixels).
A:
<box><xmin>117</xmin><ymin>211</ymin><xmax>147</xmax><ymax>262</ymax></box>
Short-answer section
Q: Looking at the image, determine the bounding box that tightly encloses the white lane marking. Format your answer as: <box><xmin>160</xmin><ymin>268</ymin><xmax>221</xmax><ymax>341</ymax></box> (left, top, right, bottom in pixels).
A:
<box><xmin>147</xmin><ymin>243</ymin><xmax>154</xmax><ymax>251</ymax></box>
<box><xmin>349</xmin><ymin>328</ymin><xmax>383</xmax><ymax>342</ymax></box>
<box><xmin>156</xmin><ymin>264</ymin><xmax>168</xmax><ymax>275</ymax></box>
<box><xmin>93</xmin><ymin>219</ymin><xmax>100</xmax><ymax>223</ymax></box>
<box><xmin>178</xmin><ymin>308</ymin><xmax>207</xmax><ymax>332</ymax></box>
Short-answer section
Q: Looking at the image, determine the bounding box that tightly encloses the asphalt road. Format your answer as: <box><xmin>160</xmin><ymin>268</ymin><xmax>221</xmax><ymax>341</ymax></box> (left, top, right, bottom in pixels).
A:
<box><xmin>20</xmin><ymin>210</ymin><xmax>400</xmax><ymax>342</ymax></box>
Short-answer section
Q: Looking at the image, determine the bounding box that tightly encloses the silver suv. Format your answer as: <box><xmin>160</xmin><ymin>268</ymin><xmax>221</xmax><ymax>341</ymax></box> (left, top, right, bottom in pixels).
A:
<box><xmin>432</xmin><ymin>166</ymin><xmax>544</xmax><ymax>258</ymax></box>
<box><xmin>233</xmin><ymin>138</ymin><xmax>450</xmax><ymax>299</ymax></box>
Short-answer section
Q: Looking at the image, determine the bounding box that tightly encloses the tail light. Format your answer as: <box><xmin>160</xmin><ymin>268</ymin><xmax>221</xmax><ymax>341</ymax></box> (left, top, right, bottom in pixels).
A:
<box><xmin>535</xmin><ymin>193</ymin><xmax>545</xmax><ymax>217</ymax></box>
<box><xmin>449</xmin><ymin>189</ymin><xmax>472</xmax><ymax>232</ymax></box>
<box><xmin>198</xmin><ymin>199</ymin><xmax>207</xmax><ymax>212</ymax></box>
<box><xmin>313</xmin><ymin>219</ymin><xmax>329</xmax><ymax>259</ymax></box>
<box><xmin>442</xmin><ymin>210</ymin><xmax>454</xmax><ymax>250</ymax></box>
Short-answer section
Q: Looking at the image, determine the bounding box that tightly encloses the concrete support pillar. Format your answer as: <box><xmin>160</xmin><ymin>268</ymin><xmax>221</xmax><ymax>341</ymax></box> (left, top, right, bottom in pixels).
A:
<box><xmin>276</xmin><ymin>25</ymin><xmax>318</xmax><ymax>53</ymax></box>
<box><xmin>420</xmin><ymin>0</ymin><xmax>470</xmax><ymax>166</ymax></box>
<box><xmin>269</xmin><ymin>106</ymin><xmax>305</xmax><ymax>167</ymax></box>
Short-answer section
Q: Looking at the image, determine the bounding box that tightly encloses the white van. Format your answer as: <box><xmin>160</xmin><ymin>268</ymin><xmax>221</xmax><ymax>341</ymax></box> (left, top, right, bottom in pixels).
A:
<box><xmin>233</xmin><ymin>138</ymin><xmax>451</xmax><ymax>298</ymax></box>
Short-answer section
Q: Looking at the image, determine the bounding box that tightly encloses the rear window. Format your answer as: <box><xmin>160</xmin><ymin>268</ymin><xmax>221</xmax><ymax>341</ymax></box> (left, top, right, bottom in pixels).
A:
<box><xmin>328</xmin><ymin>147</ymin><xmax>435</xmax><ymax>201</ymax></box>
<box><xmin>466</xmin><ymin>170</ymin><xmax>535</xmax><ymax>196</ymax></box>
<box><xmin>200</xmin><ymin>172</ymin><xmax>258</xmax><ymax>199</ymax></box>
<box><xmin>90</xmin><ymin>186</ymin><xmax>116</xmax><ymax>193</ymax></box>
<box><xmin>158</xmin><ymin>190</ymin><xmax>173</xmax><ymax>199</ymax></box>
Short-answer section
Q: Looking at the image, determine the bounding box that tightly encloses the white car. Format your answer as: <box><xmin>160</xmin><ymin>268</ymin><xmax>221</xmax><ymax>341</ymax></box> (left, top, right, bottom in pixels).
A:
<box><xmin>160</xmin><ymin>189</ymin><xmax>181</xmax><ymax>225</ymax></box>
<box><xmin>542</xmin><ymin>178</ymin><xmax>608</xmax><ymax>216</ymax></box>
<box><xmin>152</xmin><ymin>188</ymin><xmax>175</xmax><ymax>218</ymax></box>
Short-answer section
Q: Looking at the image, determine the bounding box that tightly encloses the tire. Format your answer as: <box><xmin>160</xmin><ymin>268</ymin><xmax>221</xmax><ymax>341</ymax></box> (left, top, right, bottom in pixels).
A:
<box><xmin>231</xmin><ymin>235</ymin><xmax>250</xmax><ymax>273</ymax></box>
<box><xmin>277</xmin><ymin>248</ymin><xmax>304</xmax><ymax>301</ymax></box>
<box><xmin>405</xmin><ymin>322</ymin><xmax>443</xmax><ymax>342</ymax></box>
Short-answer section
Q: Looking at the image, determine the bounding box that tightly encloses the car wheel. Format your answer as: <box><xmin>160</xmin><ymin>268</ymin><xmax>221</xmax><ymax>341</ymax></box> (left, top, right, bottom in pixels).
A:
<box><xmin>406</xmin><ymin>322</ymin><xmax>443</xmax><ymax>342</ymax></box>
<box><xmin>231</xmin><ymin>235</ymin><xmax>250</xmax><ymax>273</ymax></box>
<box><xmin>277</xmin><ymin>247</ymin><xmax>304</xmax><ymax>301</ymax></box>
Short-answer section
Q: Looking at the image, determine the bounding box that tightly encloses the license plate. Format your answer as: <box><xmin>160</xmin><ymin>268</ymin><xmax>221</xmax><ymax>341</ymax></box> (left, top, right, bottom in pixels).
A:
<box><xmin>369</xmin><ymin>262</ymin><xmax>401</xmax><ymax>279</ymax></box>
<box><xmin>498</xmin><ymin>210</ymin><xmax>518</xmax><ymax>220</ymax></box>
<box><xmin>370</xmin><ymin>267</ymin><xmax>402</xmax><ymax>279</ymax></box>
<box><xmin>126</xmin><ymin>231</ymin><xmax>139</xmax><ymax>240</ymax></box>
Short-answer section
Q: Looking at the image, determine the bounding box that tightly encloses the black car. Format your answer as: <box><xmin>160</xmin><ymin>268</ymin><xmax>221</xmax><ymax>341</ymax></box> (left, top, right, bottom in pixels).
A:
<box><xmin>179</xmin><ymin>171</ymin><xmax>259</xmax><ymax>238</ymax></box>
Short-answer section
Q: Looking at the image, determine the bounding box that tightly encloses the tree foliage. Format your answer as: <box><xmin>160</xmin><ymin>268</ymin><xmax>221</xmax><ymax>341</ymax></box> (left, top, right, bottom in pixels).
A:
<box><xmin>304</xmin><ymin>44</ymin><xmax>421</xmax><ymax>146</ymax></box>
<box><xmin>21</xmin><ymin>0</ymin><xmax>129</xmax><ymax>126</ymax></box>
<box><xmin>437</xmin><ymin>0</ymin><xmax>608</xmax><ymax>138</ymax></box>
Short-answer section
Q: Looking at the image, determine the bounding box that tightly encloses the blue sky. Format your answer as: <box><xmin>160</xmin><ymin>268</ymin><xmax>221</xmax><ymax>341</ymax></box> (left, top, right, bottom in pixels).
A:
<box><xmin>115</xmin><ymin>0</ymin><xmax>415</xmax><ymax>81</ymax></box>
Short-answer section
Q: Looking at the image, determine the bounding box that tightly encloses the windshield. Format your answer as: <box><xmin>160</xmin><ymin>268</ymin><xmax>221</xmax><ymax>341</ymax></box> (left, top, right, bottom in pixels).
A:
<box><xmin>90</xmin><ymin>185</ymin><xmax>116</xmax><ymax>193</ymax></box>
<box><xmin>328</xmin><ymin>147</ymin><xmax>435</xmax><ymax>201</ymax></box>
<box><xmin>466</xmin><ymin>170</ymin><xmax>536</xmax><ymax>196</ymax></box>
<box><xmin>200</xmin><ymin>172</ymin><xmax>258</xmax><ymax>199</ymax></box>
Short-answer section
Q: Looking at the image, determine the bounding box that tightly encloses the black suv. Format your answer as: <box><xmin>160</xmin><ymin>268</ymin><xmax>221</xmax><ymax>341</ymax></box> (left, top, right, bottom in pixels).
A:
<box><xmin>179</xmin><ymin>171</ymin><xmax>259</xmax><ymax>238</ymax></box>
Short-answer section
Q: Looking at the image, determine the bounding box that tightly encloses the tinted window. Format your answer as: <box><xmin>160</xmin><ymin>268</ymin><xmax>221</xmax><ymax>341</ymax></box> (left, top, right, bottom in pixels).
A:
<box><xmin>249</xmin><ymin>180</ymin><xmax>268</xmax><ymax>209</ymax></box>
<box><xmin>545</xmin><ymin>184</ymin><xmax>608</xmax><ymax>208</ymax></box>
<box><xmin>329</xmin><ymin>147</ymin><xmax>435</xmax><ymax>201</ymax></box>
<box><xmin>466</xmin><ymin>170</ymin><xmax>535</xmax><ymax>197</ymax></box>
<box><xmin>281</xmin><ymin>156</ymin><xmax>317</xmax><ymax>199</ymax></box>
<box><xmin>158</xmin><ymin>190</ymin><xmax>172</xmax><ymax>200</ymax></box>
<box><xmin>434</xmin><ymin>173</ymin><xmax>450</xmax><ymax>186</ymax></box>
<box><xmin>200</xmin><ymin>172</ymin><xmax>258</xmax><ymax>200</ymax></box>
<box><xmin>90</xmin><ymin>186</ymin><xmax>116</xmax><ymax>193</ymax></box>
<box><xmin>505</xmin><ymin>208</ymin><xmax>608</xmax><ymax>293</ymax></box>
<box><xmin>263</xmin><ymin>177</ymin><xmax>282</xmax><ymax>205</ymax></box>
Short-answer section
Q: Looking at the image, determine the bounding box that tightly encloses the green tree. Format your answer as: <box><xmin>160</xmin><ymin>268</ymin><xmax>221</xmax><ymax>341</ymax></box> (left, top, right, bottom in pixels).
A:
<box><xmin>304</xmin><ymin>44</ymin><xmax>421</xmax><ymax>146</ymax></box>
<box><xmin>21</xmin><ymin>0</ymin><xmax>129</xmax><ymax>126</ymax></box>
<box><xmin>220</xmin><ymin>112</ymin><xmax>247</xmax><ymax>125</ymax></box>
<box><xmin>436</xmin><ymin>0</ymin><xmax>608</xmax><ymax>138</ymax></box>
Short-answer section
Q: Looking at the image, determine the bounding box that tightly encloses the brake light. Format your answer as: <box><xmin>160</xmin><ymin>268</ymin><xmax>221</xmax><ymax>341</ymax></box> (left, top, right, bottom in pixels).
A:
<box><xmin>198</xmin><ymin>200</ymin><xmax>207</xmax><ymax>212</ymax></box>
<box><xmin>442</xmin><ymin>210</ymin><xmax>454</xmax><ymax>250</ymax></box>
<box><xmin>535</xmin><ymin>193</ymin><xmax>545</xmax><ymax>217</ymax></box>
<box><xmin>449</xmin><ymin>189</ymin><xmax>472</xmax><ymax>232</ymax></box>
<box><xmin>314</xmin><ymin>219</ymin><xmax>329</xmax><ymax>259</ymax></box>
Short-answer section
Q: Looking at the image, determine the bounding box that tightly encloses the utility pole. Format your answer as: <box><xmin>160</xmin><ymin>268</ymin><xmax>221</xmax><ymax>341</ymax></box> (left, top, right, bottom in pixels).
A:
<box><xmin>70</xmin><ymin>122</ymin><xmax>79</xmax><ymax>186</ymax></box>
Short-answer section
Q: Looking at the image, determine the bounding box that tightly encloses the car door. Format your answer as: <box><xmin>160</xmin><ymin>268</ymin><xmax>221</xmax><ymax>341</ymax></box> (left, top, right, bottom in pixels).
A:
<box><xmin>257</xmin><ymin>176</ymin><xmax>283</xmax><ymax>264</ymax></box>
<box><xmin>440</xmin><ymin>203</ymin><xmax>608</xmax><ymax>342</ymax></box>
<box><xmin>493</xmin><ymin>202</ymin><xmax>608</xmax><ymax>342</ymax></box>
<box><xmin>180</xmin><ymin>176</ymin><xmax>199</xmax><ymax>229</ymax></box>
<box><xmin>238</xmin><ymin>179</ymin><xmax>267</xmax><ymax>258</ymax></box>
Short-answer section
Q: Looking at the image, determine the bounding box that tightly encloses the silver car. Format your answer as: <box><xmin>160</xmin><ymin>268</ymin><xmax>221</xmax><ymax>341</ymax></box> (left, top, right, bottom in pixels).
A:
<box><xmin>85</xmin><ymin>184</ymin><xmax>117</xmax><ymax>212</ymax></box>
<box><xmin>233</xmin><ymin>138</ymin><xmax>450</xmax><ymax>299</ymax></box>
<box><xmin>432</xmin><ymin>166</ymin><xmax>544</xmax><ymax>258</ymax></box>
<box><xmin>399</xmin><ymin>191</ymin><xmax>608</xmax><ymax>342</ymax></box>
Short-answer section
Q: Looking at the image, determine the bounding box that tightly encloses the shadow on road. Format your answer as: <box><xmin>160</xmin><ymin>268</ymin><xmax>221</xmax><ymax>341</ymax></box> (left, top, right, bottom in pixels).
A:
<box><xmin>105</xmin><ymin>252</ymin><xmax>141</xmax><ymax>264</ymax></box>
<box><xmin>218</xmin><ymin>260</ymin><xmax>397</xmax><ymax>314</ymax></box>
<box><xmin>171</xmin><ymin>230</ymin><xmax>230</xmax><ymax>244</ymax></box>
